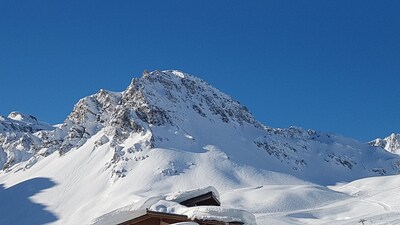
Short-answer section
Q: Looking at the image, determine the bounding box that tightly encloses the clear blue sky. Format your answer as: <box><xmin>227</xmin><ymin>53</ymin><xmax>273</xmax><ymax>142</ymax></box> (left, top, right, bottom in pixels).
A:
<box><xmin>1</xmin><ymin>1</ymin><xmax>399</xmax><ymax>141</ymax></box>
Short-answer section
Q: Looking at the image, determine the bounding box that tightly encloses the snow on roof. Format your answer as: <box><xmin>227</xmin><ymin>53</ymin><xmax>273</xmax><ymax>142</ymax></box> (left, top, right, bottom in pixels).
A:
<box><xmin>182</xmin><ymin>206</ymin><xmax>255</xmax><ymax>225</ymax></box>
<box><xmin>90</xmin><ymin>196</ymin><xmax>165</xmax><ymax>225</ymax></box>
<box><xmin>171</xmin><ymin>222</ymin><xmax>199</xmax><ymax>225</ymax></box>
<box><xmin>91</xmin><ymin>209</ymin><xmax>148</xmax><ymax>225</ymax></box>
<box><xmin>148</xmin><ymin>200</ymin><xmax>256</xmax><ymax>225</ymax></box>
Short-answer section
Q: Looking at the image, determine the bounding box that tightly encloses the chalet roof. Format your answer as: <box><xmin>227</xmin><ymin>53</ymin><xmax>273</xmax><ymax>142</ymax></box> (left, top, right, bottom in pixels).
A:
<box><xmin>166</xmin><ymin>186</ymin><xmax>220</xmax><ymax>204</ymax></box>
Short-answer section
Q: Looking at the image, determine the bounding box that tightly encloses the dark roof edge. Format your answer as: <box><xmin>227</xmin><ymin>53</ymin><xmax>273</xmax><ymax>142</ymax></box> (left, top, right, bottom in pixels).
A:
<box><xmin>145</xmin><ymin>209</ymin><xmax>189</xmax><ymax>219</ymax></box>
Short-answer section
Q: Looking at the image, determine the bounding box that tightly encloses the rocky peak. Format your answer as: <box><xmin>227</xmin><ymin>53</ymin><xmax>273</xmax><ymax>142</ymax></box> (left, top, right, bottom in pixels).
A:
<box><xmin>66</xmin><ymin>89</ymin><xmax>121</xmax><ymax>127</ymax></box>
<box><xmin>122</xmin><ymin>70</ymin><xmax>259</xmax><ymax>126</ymax></box>
<box><xmin>56</xmin><ymin>89</ymin><xmax>123</xmax><ymax>153</ymax></box>
<box><xmin>39</xmin><ymin>69</ymin><xmax>262</xmax><ymax>162</ymax></box>
<box><xmin>370</xmin><ymin>133</ymin><xmax>400</xmax><ymax>154</ymax></box>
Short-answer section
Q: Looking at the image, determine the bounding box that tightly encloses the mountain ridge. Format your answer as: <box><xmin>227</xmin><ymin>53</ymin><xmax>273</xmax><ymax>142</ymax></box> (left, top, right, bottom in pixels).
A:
<box><xmin>0</xmin><ymin>70</ymin><xmax>400</xmax><ymax>224</ymax></box>
<box><xmin>1</xmin><ymin>70</ymin><xmax>399</xmax><ymax>182</ymax></box>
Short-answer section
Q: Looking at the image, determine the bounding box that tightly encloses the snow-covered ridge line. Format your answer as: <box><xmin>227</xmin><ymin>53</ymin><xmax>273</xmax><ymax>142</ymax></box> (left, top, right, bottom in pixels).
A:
<box><xmin>1</xmin><ymin>69</ymin><xmax>400</xmax><ymax>181</ymax></box>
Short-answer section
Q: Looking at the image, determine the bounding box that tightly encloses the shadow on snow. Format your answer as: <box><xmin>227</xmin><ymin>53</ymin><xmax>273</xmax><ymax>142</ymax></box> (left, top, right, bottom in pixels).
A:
<box><xmin>0</xmin><ymin>177</ymin><xmax>58</xmax><ymax>225</ymax></box>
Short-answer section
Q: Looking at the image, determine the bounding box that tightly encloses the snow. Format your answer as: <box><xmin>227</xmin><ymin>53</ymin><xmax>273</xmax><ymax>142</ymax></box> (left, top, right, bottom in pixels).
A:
<box><xmin>171</xmin><ymin>222</ymin><xmax>199</xmax><ymax>225</ymax></box>
<box><xmin>170</xmin><ymin>70</ymin><xmax>185</xmax><ymax>78</ymax></box>
<box><xmin>8</xmin><ymin>112</ymin><xmax>24</xmax><ymax>121</ymax></box>
<box><xmin>91</xmin><ymin>209</ymin><xmax>149</xmax><ymax>225</ymax></box>
<box><xmin>180</xmin><ymin>205</ymin><xmax>256</xmax><ymax>225</ymax></box>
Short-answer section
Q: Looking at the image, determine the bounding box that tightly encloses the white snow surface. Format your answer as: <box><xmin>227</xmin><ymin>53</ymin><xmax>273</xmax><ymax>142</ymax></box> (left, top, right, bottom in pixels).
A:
<box><xmin>171</xmin><ymin>223</ymin><xmax>199</xmax><ymax>225</ymax></box>
<box><xmin>0</xmin><ymin>70</ymin><xmax>400</xmax><ymax>225</ymax></box>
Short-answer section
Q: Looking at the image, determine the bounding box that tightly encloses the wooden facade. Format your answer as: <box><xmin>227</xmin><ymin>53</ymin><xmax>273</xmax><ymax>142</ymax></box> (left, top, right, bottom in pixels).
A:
<box><xmin>180</xmin><ymin>192</ymin><xmax>221</xmax><ymax>207</ymax></box>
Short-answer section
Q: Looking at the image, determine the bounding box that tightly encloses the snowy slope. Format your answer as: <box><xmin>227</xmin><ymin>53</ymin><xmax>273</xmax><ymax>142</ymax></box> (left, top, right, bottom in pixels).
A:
<box><xmin>0</xmin><ymin>70</ymin><xmax>400</xmax><ymax>225</ymax></box>
<box><xmin>215</xmin><ymin>174</ymin><xmax>400</xmax><ymax>225</ymax></box>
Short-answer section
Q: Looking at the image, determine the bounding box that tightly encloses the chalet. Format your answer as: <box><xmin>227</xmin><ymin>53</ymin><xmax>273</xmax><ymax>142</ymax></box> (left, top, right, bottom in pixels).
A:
<box><xmin>92</xmin><ymin>187</ymin><xmax>253</xmax><ymax>225</ymax></box>
<box><xmin>116</xmin><ymin>209</ymin><xmax>244</xmax><ymax>225</ymax></box>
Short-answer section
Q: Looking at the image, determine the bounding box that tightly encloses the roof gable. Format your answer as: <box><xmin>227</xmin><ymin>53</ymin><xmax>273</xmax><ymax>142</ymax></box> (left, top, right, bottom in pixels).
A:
<box><xmin>180</xmin><ymin>191</ymin><xmax>221</xmax><ymax>207</ymax></box>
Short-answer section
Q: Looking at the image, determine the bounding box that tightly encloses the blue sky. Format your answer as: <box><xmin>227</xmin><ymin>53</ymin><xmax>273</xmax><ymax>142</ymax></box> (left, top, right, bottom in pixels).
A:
<box><xmin>1</xmin><ymin>1</ymin><xmax>399</xmax><ymax>141</ymax></box>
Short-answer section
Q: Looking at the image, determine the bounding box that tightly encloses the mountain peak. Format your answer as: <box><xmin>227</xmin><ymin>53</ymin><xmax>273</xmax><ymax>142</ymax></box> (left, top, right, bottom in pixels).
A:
<box><xmin>370</xmin><ymin>133</ymin><xmax>400</xmax><ymax>154</ymax></box>
<box><xmin>122</xmin><ymin>69</ymin><xmax>258</xmax><ymax>127</ymax></box>
<box><xmin>143</xmin><ymin>69</ymin><xmax>187</xmax><ymax>79</ymax></box>
<box><xmin>7</xmin><ymin>111</ymin><xmax>38</xmax><ymax>124</ymax></box>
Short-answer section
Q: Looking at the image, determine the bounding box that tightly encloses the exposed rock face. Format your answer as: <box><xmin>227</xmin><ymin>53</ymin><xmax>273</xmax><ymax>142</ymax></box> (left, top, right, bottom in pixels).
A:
<box><xmin>370</xmin><ymin>133</ymin><xmax>400</xmax><ymax>154</ymax></box>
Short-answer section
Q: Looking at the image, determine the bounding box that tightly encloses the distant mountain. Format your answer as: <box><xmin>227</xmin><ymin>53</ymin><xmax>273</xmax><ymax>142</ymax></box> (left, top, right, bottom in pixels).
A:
<box><xmin>0</xmin><ymin>111</ymin><xmax>53</xmax><ymax>133</ymax></box>
<box><xmin>1</xmin><ymin>70</ymin><xmax>400</xmax><ymax>224</ymax></box>
<box><xmin>369</xmin><ymin>133</ymin><xmax>400</xmax><ymax>154</ymax></box>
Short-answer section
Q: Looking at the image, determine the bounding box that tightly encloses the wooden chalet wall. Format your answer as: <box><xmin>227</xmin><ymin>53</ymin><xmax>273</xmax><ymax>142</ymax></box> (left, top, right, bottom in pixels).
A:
<box><xmin>118</xmin><ymin>210</ymin><xmax>188</xmax><ymax>225</ymax></box>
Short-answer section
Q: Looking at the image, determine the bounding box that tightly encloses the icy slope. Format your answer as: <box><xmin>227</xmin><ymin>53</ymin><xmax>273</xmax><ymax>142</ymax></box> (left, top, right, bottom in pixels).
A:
<box><xmin>370</xmin><ymin>133</ymin><xmax>400</xmax><ymax>154</ymax></box>
<box><xmin>0</xmin><ymin>70</ymin><xmax>400</xmax><ymax>225</ymax></box>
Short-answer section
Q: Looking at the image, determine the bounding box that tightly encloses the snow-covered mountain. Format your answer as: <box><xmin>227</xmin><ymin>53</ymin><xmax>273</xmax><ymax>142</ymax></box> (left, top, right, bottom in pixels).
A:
<box><xmin>369</xmin><ymin>133</ymin><xmax>400</xmax><ymax>154</ymax></box>
<box><xmin>0</xmin><ymin>70</ymin><xmax>400</xmax><ymax>224</ymax></box>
